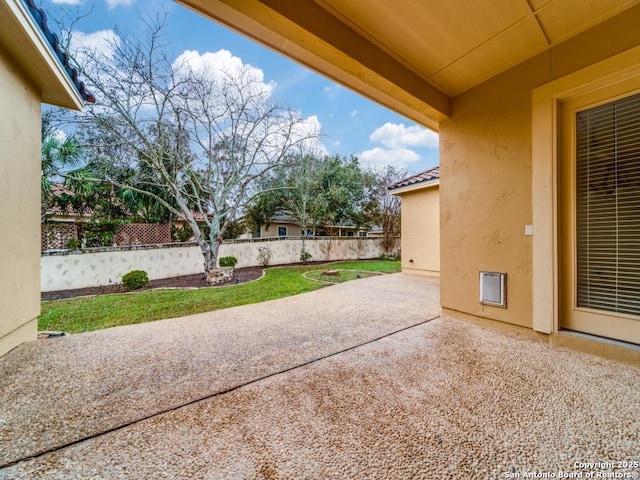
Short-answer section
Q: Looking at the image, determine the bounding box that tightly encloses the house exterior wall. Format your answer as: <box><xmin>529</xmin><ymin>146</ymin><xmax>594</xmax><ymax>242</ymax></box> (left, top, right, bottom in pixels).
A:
<box><xmin>398</xmin><ymin>185</ymin><xmax>439</xmax><ymax>276</ymax></box>
<box><xmin>0</xmin><ymin>45</ymin><xmax>41</xmax><ymax>356</ymax></box>
<box><xmin>260</xmin><ymin>223</ymin><xmax>302</xmax><ymax>238</ymax></box>
<box><xmin>439</xmin><ymin>6</ymin><xmax>640</xmax><ymax>330</ymax></box>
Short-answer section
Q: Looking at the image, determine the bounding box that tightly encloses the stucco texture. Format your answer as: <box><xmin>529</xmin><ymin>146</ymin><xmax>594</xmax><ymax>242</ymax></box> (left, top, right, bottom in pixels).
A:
<box><xmin>0</xmin><ymin>45</ymin><xmax>41</xmax><ymax>356</ymax></box>
<box><xmin>439</xmin><ymin>5</ymin><xmax>640</xmax><ymax>329</ymax></box>
<box><xmin>398</xmin><ymin>185</ymin><xmax>439</xmax><ymax>275</ymax></box>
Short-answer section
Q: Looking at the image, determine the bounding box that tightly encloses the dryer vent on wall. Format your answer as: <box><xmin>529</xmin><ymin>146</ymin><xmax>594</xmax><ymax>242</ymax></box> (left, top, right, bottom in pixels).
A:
<box><xmin>479</xmin><ymin>271</ymin><xmax>506</xmax><ymax>308</ymax></box>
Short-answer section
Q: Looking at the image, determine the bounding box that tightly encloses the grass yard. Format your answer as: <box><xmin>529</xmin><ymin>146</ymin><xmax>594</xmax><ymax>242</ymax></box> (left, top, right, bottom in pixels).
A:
<box><xmin>39</xmin><ymin>260</ymin><xmax>400</xmax><ymax>334</ymax></box>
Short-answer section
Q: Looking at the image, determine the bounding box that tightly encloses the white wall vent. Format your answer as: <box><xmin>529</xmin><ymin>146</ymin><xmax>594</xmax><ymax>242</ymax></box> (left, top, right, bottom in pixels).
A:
<box><xmin>479</xmin><ymin>271</ymin><xmax>506</xmax><ymax>308</ymax></box>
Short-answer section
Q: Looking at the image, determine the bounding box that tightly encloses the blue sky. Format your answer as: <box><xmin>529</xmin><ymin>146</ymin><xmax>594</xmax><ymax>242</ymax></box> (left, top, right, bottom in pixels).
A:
<box><xmin>41</xmin><ymin>0</ymin><xmax>439</xmax><ymax>173</ymax></box>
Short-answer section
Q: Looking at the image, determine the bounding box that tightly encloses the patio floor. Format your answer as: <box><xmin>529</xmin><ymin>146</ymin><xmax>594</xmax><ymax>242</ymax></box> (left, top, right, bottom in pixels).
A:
<box><xmin>0</xmin><ymin>274</ymin><xmax>638</xmax><ymax>479</ymax></box>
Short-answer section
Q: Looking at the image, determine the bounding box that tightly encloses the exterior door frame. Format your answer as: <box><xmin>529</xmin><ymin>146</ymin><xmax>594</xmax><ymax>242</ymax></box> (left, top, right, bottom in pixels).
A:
<box><xmin>558</xmin><ymin>85</ymin><xmax>640</xmax><ymax>343</ymax></box>
<box><xmin>532</xmin><ymin>45</ymin><xmax>640</xmax><ymax>336</ymax></box>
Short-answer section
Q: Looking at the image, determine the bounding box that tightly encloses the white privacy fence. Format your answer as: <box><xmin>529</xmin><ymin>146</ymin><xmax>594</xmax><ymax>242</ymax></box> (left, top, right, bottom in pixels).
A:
<box><xmin>41</xmin><ymin>237</ymin><xmax>386</xmax><ymax>292</ymax></box>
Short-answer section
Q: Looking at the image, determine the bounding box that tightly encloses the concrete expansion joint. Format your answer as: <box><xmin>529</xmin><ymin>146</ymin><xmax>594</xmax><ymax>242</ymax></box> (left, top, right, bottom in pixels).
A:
<box><xmin>0</xmin><ymin>314</ymin><xmax>441</xmax><ymax>471</ymax></box>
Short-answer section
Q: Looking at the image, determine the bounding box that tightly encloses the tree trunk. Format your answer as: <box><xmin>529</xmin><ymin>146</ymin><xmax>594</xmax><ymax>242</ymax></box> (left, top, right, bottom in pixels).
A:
<box><xmin>301</xmin><ymin>237</ymin><xmax>306</xmax><ymax>264</ymax></box>
<box><xmin>206</xmin><ymin>237</ymin><xmax>222</xmax><ymax>272</ymax></box>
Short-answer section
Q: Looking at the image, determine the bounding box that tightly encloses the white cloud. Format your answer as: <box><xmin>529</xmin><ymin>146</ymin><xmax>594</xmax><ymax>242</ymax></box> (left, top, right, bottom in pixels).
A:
<box><xmin>357</xmin><ymin>122</ymin><xmax>438</xmax><ymax>168</ymax></box>
<box><xmin>350</xmin><ymin>110</ymin><xmax>359</xmax><ymax>117</ymax></box>
<box><xmin>369</xmin><ymin>122</ymin><xmax>438</xmax><ymax>149</ymax></box>
<box><xmin>105</xmin><ymin>0</ymin><xmax>134</xmax><ymax>8</ymax></box>
<box><xmin>51</xmin><ymin>0</ymin><xmax>83</xmax><ymax>4</ymax></box>
<box><xmin>70</xmin><ymin>29</ymin><xmax>120</xmax><ymax>60</ymax></box>
<box><xmin>358</xmin><ymin>147</ymin><xmax>420</xmax><ymax>168</ymax></box>
<box><xmin>292</xmin><ymin>115</ymin><xmax>328</xmax><ymax>156</ymax></box>
<box><xmin>173</xmin><ymin>49</ymin><xmax>275</xmax><ymax>96</ymax></box>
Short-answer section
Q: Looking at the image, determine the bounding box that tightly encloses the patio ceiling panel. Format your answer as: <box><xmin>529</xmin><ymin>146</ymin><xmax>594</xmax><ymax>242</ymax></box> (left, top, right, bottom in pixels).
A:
<box><xmin>532</xmin><ymin>0</ymin><xmax>639</xmax><ymax>44</ymax></box>
<box><xmin>431</xmin><ymin>15</ymin><xmax>550</xmax><ymax>96</ymax></box>
<box><xmin>315</xmin><ymin>0</ymin><xmax>536</xmax><ymax>95</ymax></box>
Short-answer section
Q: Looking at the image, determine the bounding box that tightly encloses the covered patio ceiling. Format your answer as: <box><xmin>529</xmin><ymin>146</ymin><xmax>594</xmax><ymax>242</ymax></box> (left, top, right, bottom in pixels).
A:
<box><xmin>176</xmin><ymin>0</ymin><xmax>639</xmax><ymax>131</ymax></box>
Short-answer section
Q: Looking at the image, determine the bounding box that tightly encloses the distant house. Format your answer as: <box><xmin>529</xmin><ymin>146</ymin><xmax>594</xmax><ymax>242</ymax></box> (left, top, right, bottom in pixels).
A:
<box><xmin>366</xmin><ymin>226</ymin><xmax>383</xmax><ymax>237</ymax></box>
<box><xmin>43</xmin><ymin>183</ymin><xmax>93</xmax><ymax>223</ymax></box>
<box><xmin>257</xmin><ymin>211</ymin><xmax>305</xmax><ymax>238</ymax></box>
<box><xmin>389</xmin><ymin>167</ymin><xmax>439</xmax><ymax>276</ymax></box>
<box><xmin>1</xmin><ymin>0</ymin><xmax>92</xmax><ymax>355</ymax></box>
<box><xmin>257</xmin><ymin>211</ymin><xmax>368</xmax><ymax>238</ymax></box>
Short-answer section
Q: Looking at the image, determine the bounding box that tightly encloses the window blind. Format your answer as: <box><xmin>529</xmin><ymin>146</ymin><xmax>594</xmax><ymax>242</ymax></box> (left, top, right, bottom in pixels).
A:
<box><xmin>576</xmin><ymin>92</ymin><xmax>640</xmax><ymax>316</ymax></box>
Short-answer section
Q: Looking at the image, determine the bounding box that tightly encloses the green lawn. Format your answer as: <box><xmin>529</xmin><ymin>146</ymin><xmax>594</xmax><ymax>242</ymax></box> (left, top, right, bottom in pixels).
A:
<box><xmin>39</xmin><ymin>260</ymin><xmax>400</xmax><ymax>334</ymax></box>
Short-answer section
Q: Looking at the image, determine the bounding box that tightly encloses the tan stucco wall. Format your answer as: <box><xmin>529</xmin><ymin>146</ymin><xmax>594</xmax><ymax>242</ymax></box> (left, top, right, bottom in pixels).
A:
<box><xmin>398</xmin><ymin>185</ymin><xmax>439</xmax><ymax>276</ymax></box>
<box><xmin>439</xmin><ymin>5</ymin><xmax>640</xmax><ymax>329</ymax></box>
<box><xmin>0</xmin><ymin>45</ymin><xmax>41</xmax><ymax>355</ymax></box>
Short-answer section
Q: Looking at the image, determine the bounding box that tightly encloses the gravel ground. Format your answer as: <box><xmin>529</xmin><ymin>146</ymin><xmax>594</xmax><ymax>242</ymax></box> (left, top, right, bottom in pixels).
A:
<box><xmin>1</xmin><ymin>273</ymin><xmax>639</xmax><ymax>479</ymax></box>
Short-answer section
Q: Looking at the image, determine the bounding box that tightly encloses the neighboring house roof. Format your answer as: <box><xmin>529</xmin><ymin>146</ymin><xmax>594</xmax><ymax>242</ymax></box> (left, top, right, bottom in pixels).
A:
<box><xmin>45</xmin><ymin>183</ymin><xmax>93</xmax><ymax>219</ymax></box>
<box><xmin>388</xmin><ymin>166</ymin><xmax>439</xmax><ymax>194</ymax></box>
<box><xmin>271</xmin><ymin>210</ymin><xmax>299</xmax><ymax>223</ymax></box>
<box><xmin>50</xmin><ymin>182</ymin><xmax>74</xmax><ymax>197</ymax></box>
<box><xmin>0</xmin><ymin>0</ymin><xmax>92</xmax><ymax>109</ymax></box>
<box><xmin>266</xmin><ymin>211</ymin><xmax>366</xmax><ymax>230</ymax></box>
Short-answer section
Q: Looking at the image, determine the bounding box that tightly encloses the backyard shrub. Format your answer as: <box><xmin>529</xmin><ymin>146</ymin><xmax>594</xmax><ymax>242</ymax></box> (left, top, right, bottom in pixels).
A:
<box><xmin>66</xmin><ymin>238</ymin><xmax>82</xmax><ymax>250</ymax></box>
<box><xmin>122</xmin><ymin>270</ymin><xmax>149</xmax><ymax>291</ymax></box>
<box><xmin>218</xmin><ymin>256</ymin><xmax>238</xmax><ymax>268</ymax></box>
<box><xmin>257</xmin><ymin>245</ymin><xmax>273</xmax><ymax>267</ymax></box>
<box><xmin>300</xmin><ymin>249</ymin><xmax>312</xmax><ymax>264</ymax></box>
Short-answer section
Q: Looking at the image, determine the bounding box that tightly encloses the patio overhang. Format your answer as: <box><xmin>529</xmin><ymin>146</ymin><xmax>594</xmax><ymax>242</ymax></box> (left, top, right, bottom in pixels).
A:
<box><xmin>175</xmin><ymin>0</ymin><xmax>639</xmax><ymax>132</ymax></box>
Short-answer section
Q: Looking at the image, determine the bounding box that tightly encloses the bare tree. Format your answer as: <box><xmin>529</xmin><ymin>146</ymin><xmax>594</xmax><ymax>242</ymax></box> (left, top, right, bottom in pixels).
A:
<box><xmin>63</xmin><ymin>17</ymin><xmax>319</xmax><ymax>274</ymax></box>
<box><xmin>369</xmin><ymin>165</ymin><xmax>408</xmax><ymax>255</ymax></box>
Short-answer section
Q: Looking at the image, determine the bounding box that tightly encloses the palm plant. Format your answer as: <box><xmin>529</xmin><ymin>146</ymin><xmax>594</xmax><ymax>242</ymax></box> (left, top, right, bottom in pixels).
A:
<box><xmin>41</xmin><ymin>116</ymin><xmax>95</xmax><ymax>222</ymax></box>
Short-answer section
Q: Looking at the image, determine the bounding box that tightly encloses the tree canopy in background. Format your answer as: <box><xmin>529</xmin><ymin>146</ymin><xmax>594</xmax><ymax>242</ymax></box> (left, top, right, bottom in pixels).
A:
<box><xmin>247</xmin><ymin>158</ymin><xmax>405</xmax><ymax>255</ymax></box>
<box><xmin>53</xmin><ymin>16</ymin><xmax>320</xmax><ymax>273</ymax></box>
<box><xmin>248</xmin><ymin>155</ymin><xmax>367</xmax><ymax>228</ymax></box>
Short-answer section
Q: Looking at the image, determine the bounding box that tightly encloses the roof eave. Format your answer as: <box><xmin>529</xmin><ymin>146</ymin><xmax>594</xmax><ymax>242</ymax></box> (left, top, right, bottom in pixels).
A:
<box><xmin>0</xmin><ymin>0</ymin><xmax>84</xmax><ymax>110</ymax></box>
<box><xmin>389</xmin><ymin>179</ymin><xmax>439</xmax><ymax>196</ymax></box>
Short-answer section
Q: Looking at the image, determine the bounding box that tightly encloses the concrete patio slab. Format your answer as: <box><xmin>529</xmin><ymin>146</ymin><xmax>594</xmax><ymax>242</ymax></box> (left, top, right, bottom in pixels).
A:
<box><xmin>0</xmin><ymin>273</ymin><xmax>439</xmax><ymax>468</ymax></box>
<box><xmin>1</xmin><ymin>273</ymin><xmax>639</xmax><ymax>479</ymax></box>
